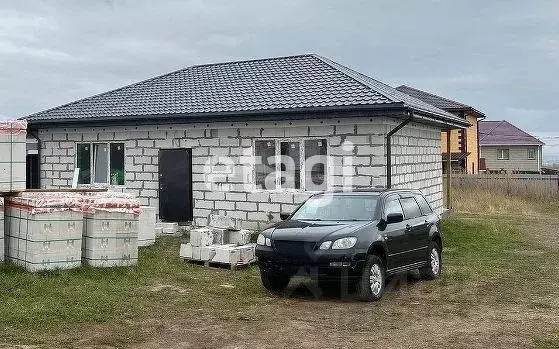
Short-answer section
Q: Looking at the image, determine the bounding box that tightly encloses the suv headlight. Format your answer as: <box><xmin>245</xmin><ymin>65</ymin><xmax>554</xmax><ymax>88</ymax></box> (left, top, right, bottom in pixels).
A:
<box><xmin>331</xmin><ymin>237</ymin><xmax>357</xmax><ymax>249</ymax></box>
<box><xmin>257</xmin><ymin>234</ymin><xmax>272</xmax><ymax>247</ymax></box>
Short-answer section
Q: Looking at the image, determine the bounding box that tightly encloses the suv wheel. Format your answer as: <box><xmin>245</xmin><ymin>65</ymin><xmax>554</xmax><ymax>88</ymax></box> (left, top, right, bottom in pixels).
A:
<box><xmin>356</xmin><ymin>255</ymin><xmax>385</xmax><ymax>301</ymax></box>
<box><xmin>260</xmin><ymin>269</ymin><xmax>290</xmax><ymax>293</ymax></box>
<box><xmin>421</xmin><ymin>241</ymin><xmax>442</xmax><ymax>280</ymax></box>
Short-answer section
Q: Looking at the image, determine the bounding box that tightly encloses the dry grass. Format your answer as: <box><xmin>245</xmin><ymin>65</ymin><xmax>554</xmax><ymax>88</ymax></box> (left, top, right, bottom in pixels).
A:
<box><xmin>447</xmin><ymin>174</ymin><xmax>559</xmax><ymax>200</ymax></box>
<box><xmin>445</xmin><ymin>186</ymin><xmax>559</xmax><ymax>217</ymax></box>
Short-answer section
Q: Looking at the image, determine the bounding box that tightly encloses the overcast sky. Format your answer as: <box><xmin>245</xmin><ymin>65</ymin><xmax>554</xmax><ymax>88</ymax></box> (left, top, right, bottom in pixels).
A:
<box><xmin>1</xmin><ymin>0</ymin><xmax>558</xmax><ymax>160</ymax></box>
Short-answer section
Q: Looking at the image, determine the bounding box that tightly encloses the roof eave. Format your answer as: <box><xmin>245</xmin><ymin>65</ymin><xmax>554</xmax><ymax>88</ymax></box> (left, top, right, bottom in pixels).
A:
<box><xmin>25</xmin><ymin>103</ymin><xmax>410</xmax><ymax>129</ymax></box>
<box><xmin>479</xmin><ymin>143</ymin><xmax>545</xmax><ymax>147</ymax></box>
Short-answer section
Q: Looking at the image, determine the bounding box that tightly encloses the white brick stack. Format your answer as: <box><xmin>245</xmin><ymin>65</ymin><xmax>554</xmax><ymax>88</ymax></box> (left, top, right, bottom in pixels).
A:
<box><xmin>4</xmin><ymin>194</ymin><xmax>83</xmax><ymax>272</ymax></box>
<box><xmin>81</xmin><ymin>193</ymin><xmax>140</xmax><ymax>267</ymax></box>
<box><xmin>138</xmin><ymin>206</ymin><xmax>156</xmax><ymax>246</ymax></box>
<box><xmin>0</xmin><ymin>120</ymin><xmax>26</xmax><ymax>192</ymax></box>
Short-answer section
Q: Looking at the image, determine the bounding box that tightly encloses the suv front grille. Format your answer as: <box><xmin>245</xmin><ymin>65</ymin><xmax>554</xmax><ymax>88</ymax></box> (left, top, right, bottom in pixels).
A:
<box><xmin>272</xmin><ymin>240</ymin><xmax>317</xmax><ymax>259</ymax></box>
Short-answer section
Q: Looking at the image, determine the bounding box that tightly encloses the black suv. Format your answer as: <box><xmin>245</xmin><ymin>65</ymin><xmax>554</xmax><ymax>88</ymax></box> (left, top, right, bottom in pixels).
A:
<box><xmin>255</xmin><ymin>189</ymin><xmax>443</xmax><ymax>301</ymax></box>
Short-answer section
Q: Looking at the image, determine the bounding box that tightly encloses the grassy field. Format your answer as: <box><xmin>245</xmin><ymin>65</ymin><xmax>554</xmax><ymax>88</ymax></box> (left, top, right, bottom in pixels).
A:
<box><xmin>1</xmin><ymin>212</ymin><xmax>559</xmax><ymax>348</ymax></box>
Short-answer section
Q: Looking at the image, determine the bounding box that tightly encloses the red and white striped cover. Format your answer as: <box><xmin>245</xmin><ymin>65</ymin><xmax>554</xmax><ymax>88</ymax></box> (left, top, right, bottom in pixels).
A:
<box><xmin>0</xmin><ymin>120</ymin><xmax>27</xmax><ymax>135</ymax></box>
<box><xmin>5</xmin><ymin>191</ymin><xmax>141</xmax><ymax>215</ymax></box>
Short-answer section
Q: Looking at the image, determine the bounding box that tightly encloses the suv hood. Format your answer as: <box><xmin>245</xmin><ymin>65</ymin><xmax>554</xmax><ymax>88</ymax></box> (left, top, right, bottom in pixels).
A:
<box><xmin>270</xmin><ymin>220</ymin><xmax>371</xmax><ymax>242</ymax></box>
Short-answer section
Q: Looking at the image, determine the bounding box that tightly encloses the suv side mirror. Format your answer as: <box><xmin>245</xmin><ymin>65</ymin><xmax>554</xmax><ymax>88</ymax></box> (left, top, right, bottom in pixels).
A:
<box><xmin>279</xmin><ymin>212</ymin><xmax>291</xmax><ymax>221</ymax></box>
<box><xmin>386</xmin><ymin>212</ymin><xmax>404</xmax><ymax>224</ymax></box>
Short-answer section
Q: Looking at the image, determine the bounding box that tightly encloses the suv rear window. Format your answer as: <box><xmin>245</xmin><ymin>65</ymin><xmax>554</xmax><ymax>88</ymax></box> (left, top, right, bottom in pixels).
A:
<box><xmin>415</xmin><ymin>194</ymin><xmax>433</xmax><ymax>215</ymax></box>
<box><xmin>400</xmin><ymin>197</ymin><xmax>422</xmax><ymax>220</ymax></box>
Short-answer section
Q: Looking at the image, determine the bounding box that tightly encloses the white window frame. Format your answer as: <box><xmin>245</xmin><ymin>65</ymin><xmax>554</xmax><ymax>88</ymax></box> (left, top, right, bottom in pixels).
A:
<box><xmin>497</xmin><ymin>148</ymin><xmax>509</xmax><ymax>160</ymax></box>
<box><xmin>527</xmin><ymin>147</ymin><xmax>537</xmax><ymax>160</ymax></box>
<box><xmin>253</xmin><ymin>138</ymin><xmax>329</xmax><ymax>192</ymax></box>
<box><xmin>76</xmin><ymin>142</ymin><xmax>126</xmax><ymax>186</ymax></box>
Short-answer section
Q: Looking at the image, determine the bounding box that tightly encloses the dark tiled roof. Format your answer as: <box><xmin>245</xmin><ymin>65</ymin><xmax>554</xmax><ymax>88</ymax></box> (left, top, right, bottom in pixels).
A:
<box><xmin>395</xmin><ymin>85</ymin><xmax>485</xmax><ymax>118</ymax></box>
<box><xmin>25</xmin><ymin>54</ymin><xmax>467</xmax><ymax>126</ymax></box>
<box><xmin>479</xmin><ymin>120</ymin><xmax>544</xmax><ymax>146</ymax></box>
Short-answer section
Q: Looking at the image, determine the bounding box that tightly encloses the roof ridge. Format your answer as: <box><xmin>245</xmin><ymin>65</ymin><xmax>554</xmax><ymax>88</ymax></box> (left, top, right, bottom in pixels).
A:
<box><xmin>313</xmin><ymin>56</ymin><xmax>466</xmax><ymax>121</ymax></box>
<box><xmin>189</xmin><ymin>53</ymin><xmax>315</xmax><ymax>69</ymax></box>
<box><xmin>311</xmin><ymin>54</ymin><xmax>401</xmax><ymax>104</ymax></box>
<box><xmin>501</xmin><ymin>120</ymin><xmax>541</xmax><ymax>140</ymax></box>
<box><xmin>25</xmin><ymin>54</ymin><xmax>317</xmax><ymax>120</ymax></box>
<box><xmin>396</xmin><ymin>85</ymin><xmax>470</xmax><ymax>109</ymax></box>
<box><xmin>479</xmin><ymin>120</ymin><xmax>504</xmax><ymax>142</ymax></box>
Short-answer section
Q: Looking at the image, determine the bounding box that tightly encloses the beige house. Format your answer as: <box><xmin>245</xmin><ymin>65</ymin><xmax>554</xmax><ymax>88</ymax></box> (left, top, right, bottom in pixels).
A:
<box><xmin>478</xmin><ymin>120</ymin><xmax>544</xmax><ymax>174</ymax></box>
<box><xmin>396</xmin><ymin>86</ymin><xmax>485</xmax><ymax>174</ymax></box>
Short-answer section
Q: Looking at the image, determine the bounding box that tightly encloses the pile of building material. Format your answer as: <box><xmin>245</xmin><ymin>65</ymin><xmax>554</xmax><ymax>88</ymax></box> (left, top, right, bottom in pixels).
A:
<box><xmin>155</xmin><ymin>222</ymin><xmax>179</xmax><ymax>236</ymax></box>
<box><xmin>0</xmin><ymin>121</ymin><xmax>26</xmax><ymax>192</ymax></box>
<box><xmin>81</xmin><ymin>192</ymin><xmax>141</xmax><ymax>267</ymax></box>
<box><xmin>180</xmin><ymin>222</ymin><xmax>256</xmax><ymax>270</ymax></box>
<box><xmin>138</xmin><ymin>206</ymin><xmax>156</xmax><ymax>246</ymax></box>
<box><xmin>4</xmin><ymin>193</ymin><xmax>83</xmax><ymax>272</ymax></box>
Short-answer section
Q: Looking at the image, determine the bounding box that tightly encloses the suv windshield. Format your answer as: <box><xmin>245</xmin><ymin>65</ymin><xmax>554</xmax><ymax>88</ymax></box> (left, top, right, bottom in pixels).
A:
<box><xmin>290</xmin><ymin>194</ymin><xmax>378</xmax><ymax>221</ymax></box>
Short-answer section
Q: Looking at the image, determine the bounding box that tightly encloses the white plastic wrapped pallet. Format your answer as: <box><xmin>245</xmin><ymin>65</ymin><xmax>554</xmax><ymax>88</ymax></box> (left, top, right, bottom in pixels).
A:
<box><xmin>0</xmin><ymin>121</ymin><xmax>26</xmax><ymax>192</ymax></box>
<box><xmin>4</xmin><ymin>193</ymin><xmax>83</xmax><ymax>272</ymax></box>
<box><xmin>81</xmin><ymin>193</ymin><xmax>140</xmax><ymax>267</ymax></box>
<box><xmin>138</xmin><ymin>206</ymin><xmax>156</xmax><ymax>247</ymax></box>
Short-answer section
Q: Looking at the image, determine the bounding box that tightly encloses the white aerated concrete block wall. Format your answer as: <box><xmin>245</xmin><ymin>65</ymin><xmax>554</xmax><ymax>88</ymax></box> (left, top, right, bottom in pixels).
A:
<box><xmin>37</xmin><ymin>116</ymin><xmax>445</xmax><ymax>227</ymax></box>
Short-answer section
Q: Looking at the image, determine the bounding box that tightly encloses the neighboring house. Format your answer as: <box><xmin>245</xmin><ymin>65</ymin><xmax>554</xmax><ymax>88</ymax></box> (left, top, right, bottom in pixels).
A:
<box><xmin>395</xmin><ymin>85</ymin><xmax>485</xmax><ymax>174</ymax></box>
<box><xmin>23</xmin><ymin>54</ymin><xmax>468</xmax><ymax>228</ymax></box>
<box><xmin>478</xmin><ymin>120</ymin><xmax>544</xmax><ymax>174</ymax></box>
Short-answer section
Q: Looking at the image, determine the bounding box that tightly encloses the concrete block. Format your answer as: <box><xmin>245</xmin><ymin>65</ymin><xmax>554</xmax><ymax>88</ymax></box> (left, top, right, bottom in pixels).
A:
<box><xmin>201</xmin><ymin>245</ymin><xmax>217</xmax><ymax>261</ymax></box>
<box><xmin>156</xmin><ymin>222</ymin><xmax>178</xmax><ymax>235</ymax></box>
<box><xmin>228</xmin><ymin>230</ymin><xmax>252</xmax><ymax>246</ymax></box>
<box><xmin>180</xmin><ymin>243</ymin><xmax>193</xmax><ymax>258</ymax></box>
<box><xmin>209</xmin><ymin>214</ymin><xmax>239</xmax><ymax>230</ymax></box>
<box><xmin>211</xmin><ymin>227</ymin><xmax>227</xmax><ymax>244</ymax></box>
<box><xmin>212</xmin><ymin>244</ymin><xmax>240</xmax><ymax>265</ymax></box>
<box><xmin>238</xmin><ymin>243</ymin><xmax>256</xmax><ymax>263</ymax></box>
<box><xmin>190</xmin><ymin>228</ymin><xmax>214</xmax><ymax>247</ymax></box>
<box><xmin>192</xmin><ymin>246</ymin><xmax>201</xmax><ymax>260</ymax></box>
<box><xmin>154</xmin><ymin>227</ymin><xmax>163</xmax><ymax>237</ymax></box>
<box><xmin>138</xmin><ymin>206</ymin><xmax>156</xmax><ymax>247</ymax></box>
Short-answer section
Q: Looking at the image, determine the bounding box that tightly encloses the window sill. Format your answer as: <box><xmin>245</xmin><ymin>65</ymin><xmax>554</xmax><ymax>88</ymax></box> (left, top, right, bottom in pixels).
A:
<box><xmin>78</xmin><ymin>184</ymin><xmax>127</xmax><ymax>189</ymax></box>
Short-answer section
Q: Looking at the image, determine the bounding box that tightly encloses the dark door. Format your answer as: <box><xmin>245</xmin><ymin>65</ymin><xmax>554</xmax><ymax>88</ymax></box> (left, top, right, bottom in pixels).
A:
<box><xmin>400</xmin><ymin>196</ymin><xmax>429</xmax><ymax>264</ymax></box>
<box><xmin>381</xmin><ymin>195</ymin><xmax>409</xmax><ymax>270</ymax></box>
<box><xmin>158</xmin><ymin>149</ymin><xmax>192</xmax><ymax>222</ymax></box>
<box><xmin>26</xmin><ymin>154</ymin><xmax>40</xmax><ymax>189</ymax></box>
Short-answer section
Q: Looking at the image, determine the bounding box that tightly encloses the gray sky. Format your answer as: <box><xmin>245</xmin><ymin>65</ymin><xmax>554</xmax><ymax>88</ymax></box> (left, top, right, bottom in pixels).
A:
<box><xmin>1</xmin><ymin>0</ymin><xmax>558</xmax><ymax>160</ymax></box>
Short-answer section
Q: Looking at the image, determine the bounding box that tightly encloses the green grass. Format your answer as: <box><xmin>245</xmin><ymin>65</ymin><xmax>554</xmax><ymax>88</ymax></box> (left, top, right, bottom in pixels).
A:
<box><xmin>0</xmin><ymin>238</ymin><xmax>266</xmax><ymax>345</ymax></box>
<box><xmin>435</xmin><ymin>216</ymin><xmax>559</xmax><ymax>305</ymax></box>
<box><xmin>1</xmin><ymin>214</ymin><xmax>558</xmax><ymax>347</ymax></box>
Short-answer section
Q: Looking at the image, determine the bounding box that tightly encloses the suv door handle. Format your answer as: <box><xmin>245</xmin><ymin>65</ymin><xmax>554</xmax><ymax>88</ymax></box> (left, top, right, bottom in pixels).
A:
<box><xmin>405</xmin><ymin>224</ymin><xmax>412</xmax><ymax>232</ymax></box>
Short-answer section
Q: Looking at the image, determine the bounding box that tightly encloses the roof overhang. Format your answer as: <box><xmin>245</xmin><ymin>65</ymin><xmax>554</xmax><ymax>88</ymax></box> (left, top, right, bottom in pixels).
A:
<box><xmin>25</xmin><ymin>103</ymin><xmax>469</xmax><ymax>130</ymax></box>
<box><xmin>479</xmin><ymin>143</ymin><xmax>544</xmax><ymax>147</ymax></box>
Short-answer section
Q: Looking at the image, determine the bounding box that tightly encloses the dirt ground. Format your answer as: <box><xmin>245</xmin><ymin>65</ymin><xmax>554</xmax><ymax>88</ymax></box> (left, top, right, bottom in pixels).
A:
<box><xmin>128</xmin><ymin>217</ymin><xmax>559</xmax><ymax>349</ymax></box>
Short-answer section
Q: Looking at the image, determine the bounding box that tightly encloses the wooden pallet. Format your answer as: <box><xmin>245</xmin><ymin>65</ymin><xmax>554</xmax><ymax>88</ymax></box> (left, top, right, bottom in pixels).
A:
<box><xmin>182</xmin><ymin>257</ymin><xmax>257</xmax><ymax>271</ymax></box>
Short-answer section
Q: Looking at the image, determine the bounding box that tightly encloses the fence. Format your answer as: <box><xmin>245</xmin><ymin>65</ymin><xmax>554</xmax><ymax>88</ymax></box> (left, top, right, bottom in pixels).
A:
<box><xmin>444</xmin><ymin>174</ymin><xmax>559</xmax><ymax>200</ymax></box>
